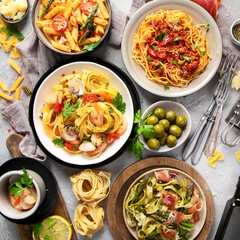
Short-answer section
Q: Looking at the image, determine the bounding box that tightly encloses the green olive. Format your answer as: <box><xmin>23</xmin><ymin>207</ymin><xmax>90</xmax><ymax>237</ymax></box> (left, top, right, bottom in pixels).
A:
<box><xmin>154</xmin><ymin>107</ymin><xmax>166</xmax><ymax>120</ymax></box>
<box><xmin>159</xmin><ymin>132</ymin><xmax>168</xmax><ymax>145</ymax></box>
<box><xmin>176</xmin><ymin>115</ymin><xmax>187</xmax><ymax>128</ymax></box>
<box><xmin>154</xmin><ymin>124</ymin><xmax>165</xmax><ymax>138</ymax></box>
<box><xmin>147</xmin><ymin>138</ymin><xmax>160</xmax><ymax>150</ymax></box>
<box><xmin>167</xmin><ymin>135</ymin><xmax>177</xmax><ymax>147</ymax></box>
<box><xmin>166</xmin><ymin>110</ymin><xmax>176</xmax><ymax>122</ymax></box>
<box><xmin>147</xmin><ymin>115</ymin><xmax>159</xmax><ymax>125</ymax></box>
<box><xmin>159</xmin><ymin>119</ymin><xmax>170</xmax><ymax>131</ymax></box>
<box><xmin>169</xmin><ymin>125</ymin><xmax>182</xmax><ymax>138</ymax></box>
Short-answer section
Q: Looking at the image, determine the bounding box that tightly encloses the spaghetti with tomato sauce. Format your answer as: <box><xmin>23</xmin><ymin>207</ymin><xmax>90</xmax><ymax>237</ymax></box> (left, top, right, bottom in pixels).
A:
<box><xmin>132</xmin><ymin>9</ymin><xmax>210</xmax><ymax>87</ymax></box>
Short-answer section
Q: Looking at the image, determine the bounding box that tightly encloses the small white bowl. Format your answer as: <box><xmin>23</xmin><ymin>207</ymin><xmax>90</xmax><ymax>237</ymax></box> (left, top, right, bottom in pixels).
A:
<box><xmin>230</xmin><ymin>19</ymin><xmax>240</xmax><ymax>46</ymax></box>
<box><xmin>0</xmin><ymin>169</ymin><xmax>45</xmax><ymax>220</ymax></box>
<box><xmin>140</xmin><ymin>100</ymin><xmax>191</xmax><ymax>153</ymax></box>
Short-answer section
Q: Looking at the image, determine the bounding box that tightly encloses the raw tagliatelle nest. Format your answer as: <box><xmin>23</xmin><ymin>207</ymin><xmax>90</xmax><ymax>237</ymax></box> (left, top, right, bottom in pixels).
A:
<box><xmin>70</xmin><ymin>169</ymin><xmax>111</xmax><ymax>237</ymax></box>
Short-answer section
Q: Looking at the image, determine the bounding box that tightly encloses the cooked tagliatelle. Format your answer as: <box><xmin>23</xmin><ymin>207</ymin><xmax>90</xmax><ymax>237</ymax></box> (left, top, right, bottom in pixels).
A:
<box><xmin>70</xmin><ymin>169</ymin><xmax>111</xmax><ymax>205</ymax></box>
<box><xmin>125</xmin><ymin>169</ymin><xmax>203</xmax><ymax>240</ymax></box>
<box><xmin>74</xmin><ymin>201</ymin><xmax>104</xmax><ymax>237</ymax></box>
<box><xmin>132</xmin><ymin>9</ymin><xmax>210</xmax><ymax>87</ymax></box>
<box><xmin>39</xmin><ymin>69</ymin><xmax>127</xmax><ymax>159</ymax></box>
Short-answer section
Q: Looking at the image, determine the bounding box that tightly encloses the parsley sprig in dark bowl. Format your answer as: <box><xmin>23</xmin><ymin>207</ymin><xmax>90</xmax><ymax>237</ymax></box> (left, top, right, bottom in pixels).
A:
<box><xmin>30</xmin><ymin>61</ymin><xmax>135</xmax><ymax>167</ymax></box>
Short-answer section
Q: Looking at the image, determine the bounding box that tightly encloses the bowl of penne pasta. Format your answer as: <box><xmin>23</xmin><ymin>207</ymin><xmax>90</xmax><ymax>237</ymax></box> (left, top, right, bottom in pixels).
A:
<box><xmin>32</xmin><ymin>0</ymin><xmax>111</xmax><ymax>55</ymax></box>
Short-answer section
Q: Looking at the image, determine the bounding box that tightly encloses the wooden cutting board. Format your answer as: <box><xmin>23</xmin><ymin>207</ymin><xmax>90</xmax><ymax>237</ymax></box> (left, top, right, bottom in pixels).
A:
<box><xmin>6</xmin><ymin>133</ymin><xmax>77</xmax><ymax>240</ymax></box>
<box><xmin>107</xmin><ymin>157</ymin><xmax>214</xmax><ymax>240</ymax></box>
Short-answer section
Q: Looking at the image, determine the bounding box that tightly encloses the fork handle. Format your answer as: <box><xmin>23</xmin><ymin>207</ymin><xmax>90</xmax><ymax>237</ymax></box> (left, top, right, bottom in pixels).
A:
<box><xmin>204</xmin><ymin>105</ymin><xmax>223</xmax><ymax>157</ymax></box>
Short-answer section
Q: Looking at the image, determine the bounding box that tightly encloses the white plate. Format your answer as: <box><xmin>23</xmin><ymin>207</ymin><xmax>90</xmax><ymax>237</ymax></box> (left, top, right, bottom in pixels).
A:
<box><xmin>32</xmin><ymin>62</ymin><xmax>134</xmax><ymax>166</ymax></box>
<box><xmin>121</xmin><ymin>0</ymin><xmax>222</xmax><ymax>97</ymax></box>
<box><xmin>123</xmin><ymin>167</ymin><xmax>207</xmax><ymax>240</ymax></box>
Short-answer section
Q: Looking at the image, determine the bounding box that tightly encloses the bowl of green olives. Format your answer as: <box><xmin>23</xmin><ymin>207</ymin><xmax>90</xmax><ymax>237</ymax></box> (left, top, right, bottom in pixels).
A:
<box><xmin>141</xmin><ymin>101</ymin><xmax>191</xmax><ymax>153</ymax></box>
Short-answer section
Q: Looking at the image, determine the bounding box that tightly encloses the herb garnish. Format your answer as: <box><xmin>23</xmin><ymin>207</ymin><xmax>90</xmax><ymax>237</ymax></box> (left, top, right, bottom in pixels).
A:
<box><xmin>1</xmin><ymin>24</ymin><xmax>24</xmax><ymax>40</ymax></box>
<box><xmin>200</xmin><ymin>51</ymin><xmax>206</xmax><ymax>55</ymax></box>
<box><xmin>8</xmin><ymin>168</ymin><xmax>36</xmax><ymax>200</ymax></box>
<box><xmin>206</xmin><ymin>24</ymin><xmax>210</xmax><ymax>32</ymax></box>
<box><xmin>164</xmin><ymin>86</ymin><xmax>170</xmax><ymax>91</ymax></box>
<box><xmin>128</xmin><ymin>110</ymin><xmax>155</xmax><ymax>160</ymax></box>
<box><xmin>62</xmin><ymin>100</ymin><xmax>79</xmax><ymax>118</ymax></box>
<box><xmin>147</xmin><ymin>55</ymin><xmax>153</xmax><ymax>61</ymax></box>
<box><xmin>112</xmin><ymin>92</ymin><xmax>126</xmax><ymax>114</ymax></box>
<box><xmin>52</xmin><ymin>137</ymin><xmax>65</xmax><ymax>147</ymax></box>
<box><xmin>83</xmin><ymin>40</ymin><xmax>100</xmax><ymax>51</ymax></box>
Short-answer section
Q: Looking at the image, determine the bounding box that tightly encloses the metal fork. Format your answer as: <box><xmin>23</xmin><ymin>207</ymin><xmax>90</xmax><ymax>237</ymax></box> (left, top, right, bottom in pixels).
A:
<box><xmin>204</xmin><ymin>55</ymin><xmax>239</xmax><ymax>157</ymax></box>
<box><xmin>190</xmin><ymin>55</ymin><xmax>237</xmax><ymax>165</ymax></box>
<box><xmin>182</xmin><ymin>53</ymin><xmax>231</xmax><ymax>161</ymax></box>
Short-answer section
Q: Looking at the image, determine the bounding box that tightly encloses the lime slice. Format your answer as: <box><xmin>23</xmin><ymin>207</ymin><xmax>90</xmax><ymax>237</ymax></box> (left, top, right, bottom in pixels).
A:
<box><xmin>32</xmin><ymin>215</ymin><xmax>72</xmax><ymax>240</ymax></box>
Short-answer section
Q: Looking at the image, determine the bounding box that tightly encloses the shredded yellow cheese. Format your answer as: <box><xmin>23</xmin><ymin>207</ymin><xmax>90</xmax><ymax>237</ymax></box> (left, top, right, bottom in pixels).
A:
<box><xmin>206</xmin><ymin>150</ymin><xmax>224</xmax><ymax>168</ymax></box>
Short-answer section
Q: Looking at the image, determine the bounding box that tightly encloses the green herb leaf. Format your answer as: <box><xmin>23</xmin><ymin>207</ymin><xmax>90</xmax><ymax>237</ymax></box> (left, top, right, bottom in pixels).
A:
<box><xmin>182</xmin><ymin>56</ymin><xmax>190</xmax><ymax>62</ymax></box>
<box><xmin>62</xmin><ymin>101</ymin><xmax>79</xmax><ymax>118</ymax></box>
<box><xmin>147</xmin><ymin>55</ymin><xmax>153</xmax><ymax>61</ymax></box>
<box><xmin>178</xmin><ymin>61</ymin><xmax>184</xmax><ymax>66</ymax></box>
<box><xmin>194</xmin><ymin>37</ymin><xmax>199</xmax><ymax>41</ymax></box>
<box><xmin>1</xmin><ymin>24</ymin><xmax>24</xmax><ymax>40</ymax></box>
<box><xmin>44</xmin><ymin>235</ymin><xmax>52</xmax><ymax>240</ymax></box>
<box><xmin>174</xmin><ymin>19</ymin><xmax>179</xmax><ymax>24</ymax></box>
<box><xmin>200</xmin><ymin>51</ymin><xmax>206</xmax><ymax>55</ymax></box>
<box><xmin>31</xmin><ymin>222</ymin><xmax>43</xmax><ymax>238</ymax></box>
<box><xmin>9</xmin><ymin>186</ymin><xmax>24</xmax><ymax>198</ymax></box>
<box><xmin>173</xmin><ymin>37</ymin><xmax>179</xmax><ymax>42</ymax></box>
<box><xmin>152</xmin><ymin>45</ymin><xmax>157</xmax><ymax>51</ymax></box>
<box><xmin>21</xmin><ymin>168</ymin><xmax>33</xmax><ymax>188</ymax></box>
<box><xmin>156</xmin><ymin>61</ymin><xmax>162</xmax><ymax>66</ymax></box>
<box><xmin>83</xmin><ymin>40</ymin><xmax>100</xmax><ymax>51</ymax></box>
<box><xmin>206</xmin><ymin>24</ymin><xmax>210</xmax><ymax>32</ymax></box>
<box><xmin>47</xmin><ymin>217</ymin><xmax>57</xmax><ymax>230</ymax></box>
<box><xmin>194</xmin><ymin>44</ymin><xmax>199</xmax><ymax>49</ymax></box>
<box><xmin>164</xmin><ymin>86</ymin><xmax>170</xmax><ymax>91</ymax></box>
<box><xmin>173</xmin><ymin>60</ymin><xmax>177</xmax><ymax>65</ymax></box>
<box><xmin>141</xmin><ymin>125</ymin><xmax>155</xmax><ymax>138</ymax></box>
<box><xmin>112</xmin><ymin>92</ymin><xmax>126</xmax><ymax>114</ymax></box>
<box><xmin>133</xmin><ymin>109</ymin><xmax>142</xmax><ymax>124</ymax></box>
<box><xmin>52</xmin><ymin>137</ymin><xmax>65</xmax><ymax>147</ymax></box>
<box><xmin>158</xmin><ymin>30</ymin><xmax>166</xmax><ymax>42</ymax></box>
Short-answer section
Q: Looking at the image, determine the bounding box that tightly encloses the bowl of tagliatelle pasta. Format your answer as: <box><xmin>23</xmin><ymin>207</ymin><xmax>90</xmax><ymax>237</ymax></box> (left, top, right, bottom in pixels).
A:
<box><xmin>123</xmin><ymin>168</ymin><xmax>207</xmax><ymax>240</ymax></box>
<box><xmin>122</xmin><ymin>0</ymin><xmax>222</xmax><ymax>97</ymax></box>
<box><xmin>32</xmin><ymin>0</ymin><xmax>111</xmax><ymax>55</ymax></box>
<box><xmin>30</xmin><ymin>60</ymin><xmax>135</xmax><ymax>166</ymax></box>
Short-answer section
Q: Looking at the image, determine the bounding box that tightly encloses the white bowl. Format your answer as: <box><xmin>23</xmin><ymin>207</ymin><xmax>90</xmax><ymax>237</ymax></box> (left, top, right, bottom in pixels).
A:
<box><xmin>32</xmin><ymin>0</ymin><xmax>111</xmax><ymax>55</ymax></box>
<box><xmin>230</xmin><ymin>19</ymin><xmax>240</xmax><ymax>46</ymax></box>
<box><xmin>31</xmin><ymin>61</ymin><xmax>134</xmax><ymax>166</ymax></box>
<box><xmin>140</xmin><ymin>100</ymin><xmax>191</xmax><ymax>153</ymax></box>
<box><xmin>0</xmin><ymin>170</ymin><xmax>43</xmax><ymax>220</ymax></box>
<box><xmin>123</xmin><ymin>167</ymin><xmax>207</xmax><ymax>240</ymax></box>
<box><xmin>122</xmin><ymin>0</ymin><xmax>222</xmax><ymax>97</ymax></box>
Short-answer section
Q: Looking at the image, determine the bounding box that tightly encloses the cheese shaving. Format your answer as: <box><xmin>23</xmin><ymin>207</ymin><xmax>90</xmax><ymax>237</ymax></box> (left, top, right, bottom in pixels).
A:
<box><xmin>206</xmin><ymin>150</ymin><xmax>224</xmax><ymax>168</ymax></box>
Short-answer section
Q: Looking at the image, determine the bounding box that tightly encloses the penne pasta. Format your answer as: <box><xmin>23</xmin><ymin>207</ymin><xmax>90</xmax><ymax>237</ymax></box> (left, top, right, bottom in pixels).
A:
<box><xmin>52</xmin><ymin>41</ymin><xmax>71</xmax><ymax>52</ymax></box>
<box><xmin>10</xmin><ymin>76</ymin><xmax>24</xmax><ymax>92</ymax></box>
<box><xmin>97</xmin><ymin>0</ymin><xmax>109</xmax><ymax>19</ymax></box>
<box><xmin>71</xmin><ymin>26</ymin><xmax>79</xmax><ymax>43</ymax></box>
<box><xmin>64</xmin><ymin>0</ymin><xmax>82</xmax><ymax>19</ymax></box>
<box><xmin>44</xmin><ymin>6</ymin><xmax>65</xmax><ymax>19</ymax></box>
<box><xmin>36</xmin><ymin>20</ymin><xmax>52</xmax><ymax>28</ymax></box>
<box><xmin>95</xmin><ymin>25</ymin><xmax>104</xmax><ymax>35</ymax></box>
<box><xmin>14</xmin><ymin>86</ymin><xmax>21</xmax><ymax>101</ymax></box>
<box><xmin>93</xmin><ymin>17</ymin><xmax>108</xmax><ymax>26</ymax></box>
<box><xmin>64</xmin><ymin>29</ymin><xmax>76</xmax><ymax>50</ymax></box>
<box><xmin>9</xmin><ymin>59</ymin><xmax>21</xmax><ymax>74</ymax></box>
<box><xmin>0</xmin><ymin>91</ymin><xmax>12</xmax><ymax>100</ymax></box>
<box><xmin>79</xmin><ymin>35</ymin><xmax>101</xmax><ymax>46</ymax></box>
<box><xmin>0</xmin><ymin>79</ymin><xmax>9</xmax><ymax>92</ymax></box>
<box><xmin>43</xmin><ymin>27</ymin><xmax>63</xmax><ymax>36</ymax></box>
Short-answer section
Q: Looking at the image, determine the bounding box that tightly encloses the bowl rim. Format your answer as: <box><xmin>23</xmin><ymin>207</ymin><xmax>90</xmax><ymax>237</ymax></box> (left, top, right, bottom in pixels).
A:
<box><xmin>230</xmin><ymin>18</ymin><xmax>240</xmax><ymax>45</ymax></box>
<box><xmin>141</xmin><ymin>100</ymin><xmax>192</xmax><ymax>153</ymax></box>
<box><xmin>0</xmin><ymin>0</ymin><xmax>29</xmax><ymax>24</ymax></box>
<box><xmin>121</xmin><ymin>0</ymin><xmax>222</xmax><ymax>97</ymax></box>
<box><xmin>122</xmin><ymin>167</ymin><xmax>207</xmax><ymax>240</ymax></box>
<box><xmin>32</xmin><ymin>0</ymin><xmax>112</xmax><ymax>55</ymax></box>
<box><xmin>29</xmin><ymin>56</ymin><xmax>140</xmax><ymax>168</ymax></box>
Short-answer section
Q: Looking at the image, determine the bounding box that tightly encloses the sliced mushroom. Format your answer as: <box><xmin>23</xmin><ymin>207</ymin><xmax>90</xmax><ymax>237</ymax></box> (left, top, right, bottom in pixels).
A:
<box><xmin>69</xmin><ymin>78</ymin><xmax>84</xmax><ymax>96</ymax></box>
<box><xmin>62</xmin><ymin>125</ymin><xmax>77</xmax><ymax>142</ymax></box>
<box><xmin>79</xmin><ymin>141</ymin><xmax>96</xmax><ymax>152</ymax></box>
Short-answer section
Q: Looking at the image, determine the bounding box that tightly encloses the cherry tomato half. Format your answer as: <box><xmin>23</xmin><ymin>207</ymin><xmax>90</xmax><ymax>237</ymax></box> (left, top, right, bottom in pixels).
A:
<box><xmin>83</xmin><ymin>94</ymin><xmax>99</xmax><ymax>104</ymax></box>
<box><xmin>148</xmin><ymin>46</ymin><xmax>167</xmax><ymax>59</ymax></box>
<box><xmin>53</xmin><ymin>101</ymin><xmax>63</xmax><ymax>113</ymax></box>
<box><xmin>80</xmin><ymin>0</ymin><xmax>97</xmax><ymax>16</ymax></box>
<box><xmin>65</xmin><ymin>142</ymin><xmax>79</xmax><ymax>151</ymax></box>
<box><xmin>52</xmin><ymin>16</ymin><xmax>68</xmax><ymax>32</ymax></box>
<box><xmin>186</xmin><ymin>60</ymin><xmax>199</xmax><ymax>72</ymax></box>
<box><xmin>106</xmin><ymin>133</ymin><xmax>120</xmax><ymax>143</ymax></box>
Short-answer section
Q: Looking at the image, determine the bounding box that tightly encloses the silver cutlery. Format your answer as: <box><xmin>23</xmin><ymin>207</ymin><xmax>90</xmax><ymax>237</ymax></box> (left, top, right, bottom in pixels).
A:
<box><xmin>182</xmin><ymin>54</ymin><xmax>231</xmax><ymax>161</ymax></box>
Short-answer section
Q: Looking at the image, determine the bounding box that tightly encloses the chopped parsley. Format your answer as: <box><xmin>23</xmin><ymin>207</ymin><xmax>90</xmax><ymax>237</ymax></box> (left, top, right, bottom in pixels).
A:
<box><xmin>158</xmin><ymin>29</ymin><xmax>166</xmax><ymax>42</ymax></box>
<box><xmin>164</xmin><ymin>86</ymin><xmax>170</xmax><ymax>91</ymax></box>
<box><xmin>62</xmin><ymin>100</ymin><xmax>79</xmax><ymax>118</ymax></box>
<box><xmin>172</xmin><ymin>61</ymin><xmax>177</xmax><ymax>65</ymax></box>
<box><xmin>194</xmin><ymin>44</ymin><xmax>199</xmax><ymax>49</ymax></box>
<box><xmin>173</xmin><ymin>37</ymin><xmax>179</xmax><ymax>42</ymax></box>
<box><xmin>206</xmin><ymin>24</ymin><xmax>210</xmax><ymax>32</ymax></box>
<box><xmin>174</xmin><ymin>19</ymin><xmax>179</xmax><ymax>24</ymax></box>
<box><xmin>156</xmin><ymin>61</ymin><xmax>162</xmax><ymax>66</ymax></box>
<box><xmin>152</xmin><ymin>45</ymin><xmax>158</xmax><ymax>51</ymax></box>
<box><xmin>182</xmin><ymin>56</ymin><xmax>190</xmax><ymax>62</ymax></box>
<box><xmin>147</xmin><ymin>55</ymin><xmax>153</xmax><ymax>61</ymax></box>
<box><xmin>112</xmin><ymin>92</ymin><xmax>126</xmax><ymax>114</ymax></box>
<box><xmin>52</xmin><ymin>137</ymin><xmax>65</xmax><ymax>147</ymax></box>
<box><xmin>200</xmin><ymin>51</ymin><xmax>206</xmax><ymax>55</ymax></box>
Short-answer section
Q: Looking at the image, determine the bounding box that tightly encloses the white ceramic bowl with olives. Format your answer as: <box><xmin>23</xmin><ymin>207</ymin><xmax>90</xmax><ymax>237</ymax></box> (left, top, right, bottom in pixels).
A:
<box><xmin>140</xmin><ymin>100</ymin><xmax>191</xmax><ymax>153</ymax></box>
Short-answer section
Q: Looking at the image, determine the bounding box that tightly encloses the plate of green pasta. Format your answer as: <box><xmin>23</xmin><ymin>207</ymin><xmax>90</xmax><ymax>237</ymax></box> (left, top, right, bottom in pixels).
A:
<box><xmin>123</xmin><ymin>168</ymin><xmax>206</xmax><ymax>240</ymax></box>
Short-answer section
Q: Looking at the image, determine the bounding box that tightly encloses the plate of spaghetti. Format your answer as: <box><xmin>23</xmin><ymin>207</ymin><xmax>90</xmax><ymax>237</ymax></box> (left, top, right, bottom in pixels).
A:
<box><xmin>122</xmin><ymin>0</ymin><xmax>222</xmax><ymax>97</ymax></box>
<box><xmin>123</xmin><ymin>168</ymin><xmax>206</xmax><ymax>240</ymax></box>
<box><xmin>29</xmin><ymin>58</ymin><xmax>137</xmax><ymax>166</ymax></box>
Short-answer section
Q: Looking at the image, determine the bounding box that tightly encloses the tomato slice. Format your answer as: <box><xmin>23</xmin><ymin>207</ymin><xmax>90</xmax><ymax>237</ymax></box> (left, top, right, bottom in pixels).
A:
<box><xmin>80</xmin><ymin>0</ymin><xmax>97</xmax><ymax>16</ymax></box>
<box><xmin>148</xmin><ymin>46</ymin><xmax>159</xmax><ymax>59</ymax></box>
<box><xmin>52</xmin><ymin>16</ymin><xmax>68</xmax><ymax>32</ymax></box>
<box><xmin>148</xmin><ymin>46</ymin><xmax>167</xmax><ymax>59</ymax></box>
<box><xmin>106</xmin><ymin>133</ymin><xmax>120</xmax><ymax>143</ymax></box>
<box><xmin>53</xmin><ymin>101</ymin><xmax>63</xmax><ymax>113</ymax></box>
<box><xmin>65</xmin><ymin>142</ymin><xmax>79</xmax><ymax>151</ymax></box>
<box><xmin>186</xmin><ymin>60</ymin><xmax>199</xmax><ymax>72</ymax></box>
<box><xmin>83</xmin><ymin>94</ymin><xmax>99</xmax><ymax>104</ymax></box>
